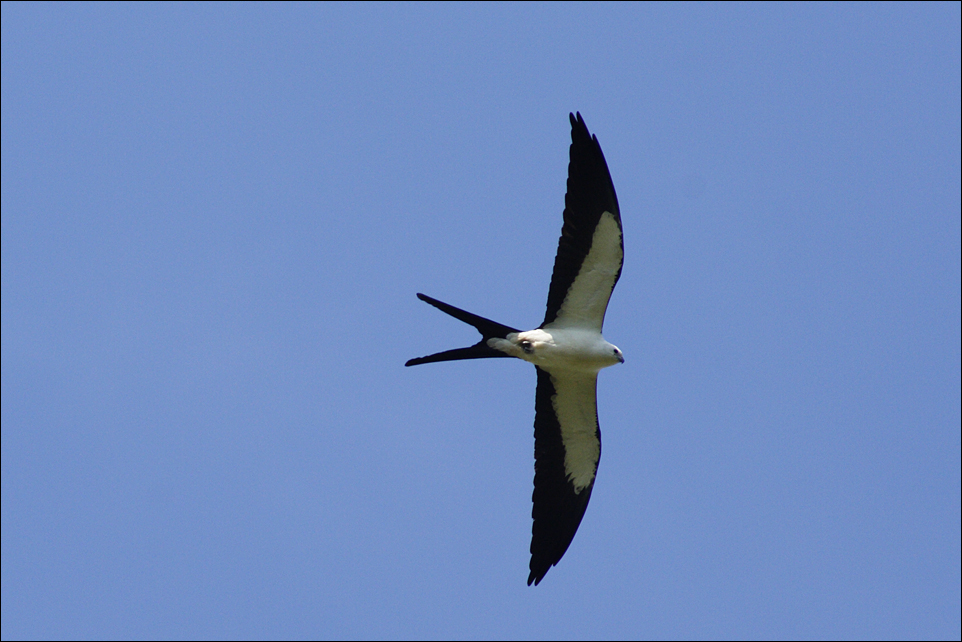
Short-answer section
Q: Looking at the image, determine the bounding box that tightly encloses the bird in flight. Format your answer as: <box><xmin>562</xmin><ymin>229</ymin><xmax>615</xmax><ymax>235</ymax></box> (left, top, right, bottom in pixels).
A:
<box><xmin>406</xmin><ymin>113</ymin><xmax>624</xmax><ymax>586</ymax></box>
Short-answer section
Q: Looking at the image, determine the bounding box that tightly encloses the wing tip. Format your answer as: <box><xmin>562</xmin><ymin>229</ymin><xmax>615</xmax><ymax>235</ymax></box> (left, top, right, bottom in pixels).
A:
<box><xmin>569</xmin><ymin>111</ymin><xmax>587</xmax><ymax>135</ymax></box>
<box><xmin>527</xmin><ymin>565</ymin><xmax>549</xmax><ymax>586</ymax></box>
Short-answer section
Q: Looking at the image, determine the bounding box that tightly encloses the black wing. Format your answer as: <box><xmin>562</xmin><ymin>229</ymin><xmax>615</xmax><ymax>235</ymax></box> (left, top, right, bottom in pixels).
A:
<box><xmin>542</xmin><ymin>113</ymin><xmax>623</xmax><ymax>330</ymax></box>
<box><xmin>529</xmin><ymin>367</ymin><xmax>601</xmax><ymax>586</ymax></box>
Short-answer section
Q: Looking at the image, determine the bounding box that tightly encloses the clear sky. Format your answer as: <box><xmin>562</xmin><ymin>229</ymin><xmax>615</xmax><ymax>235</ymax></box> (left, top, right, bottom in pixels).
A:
<box><xmin>2</xmin><ymin>3</ymin><xmax>960</xmax><ymax>640</ymax></box>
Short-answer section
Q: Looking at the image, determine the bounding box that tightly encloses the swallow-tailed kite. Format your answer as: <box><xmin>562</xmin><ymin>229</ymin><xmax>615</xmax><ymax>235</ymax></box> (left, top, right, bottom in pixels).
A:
<box><xmin>406</xmin><ymin>113</ymin><xmax>623</xmax><ymax>586</ymax></box>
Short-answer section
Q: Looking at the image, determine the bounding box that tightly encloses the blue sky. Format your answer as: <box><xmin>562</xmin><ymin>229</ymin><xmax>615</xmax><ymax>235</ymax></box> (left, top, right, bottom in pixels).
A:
<box><xmin>2</xmin><ymin>3</ymin><xmax>959</xmax><ymax>639</ymax></box>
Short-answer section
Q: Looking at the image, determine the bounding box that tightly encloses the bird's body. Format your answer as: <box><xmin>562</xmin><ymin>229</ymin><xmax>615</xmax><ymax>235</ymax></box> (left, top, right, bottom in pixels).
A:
<box><xmin>487</xmin><ymin>327</ymin><xmax>622</xmax><ymax>373</ymax></box>
<box><xmin>406</xmin><ymin>113</ymin><xmax>623</xmax><ymax>585</ymax></box>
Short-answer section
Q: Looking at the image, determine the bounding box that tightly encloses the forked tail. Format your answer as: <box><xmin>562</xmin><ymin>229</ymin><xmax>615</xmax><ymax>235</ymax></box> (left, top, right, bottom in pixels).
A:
<box><xmin>405</xmin><ymin>293</ymin><xmax>520</xmax><ymax>366</ymax></box>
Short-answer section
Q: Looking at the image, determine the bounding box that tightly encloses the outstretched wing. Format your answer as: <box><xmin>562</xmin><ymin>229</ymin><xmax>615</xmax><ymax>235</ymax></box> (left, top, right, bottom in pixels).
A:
<box><xmin>542</xmin><ymin>112</ymin><xmax>623</xmax><ymax>332</ymax></box>
<box><xmin>529</xmin><ymin>367</ymin><xmax>601</xmax><ymax>586</ymax></box>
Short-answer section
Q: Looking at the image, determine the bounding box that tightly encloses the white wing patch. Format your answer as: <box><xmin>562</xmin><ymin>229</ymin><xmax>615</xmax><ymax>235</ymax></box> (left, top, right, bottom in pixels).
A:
<box><xmin>550</xmin><ymin>371</ymin><xmax>600</xmax><ymax>493</ymax></box>
<box><xmin>547</xmin><ymin>211</ymin><xmax>623</xmax><ymax>332</ymax></box>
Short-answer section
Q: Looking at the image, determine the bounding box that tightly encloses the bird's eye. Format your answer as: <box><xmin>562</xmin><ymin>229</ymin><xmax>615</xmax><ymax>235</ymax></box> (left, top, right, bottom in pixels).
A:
<box><xmin>521</xmin><ymin>341</ymin><xmax>534</xmax><ymax>354</ymax></box>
